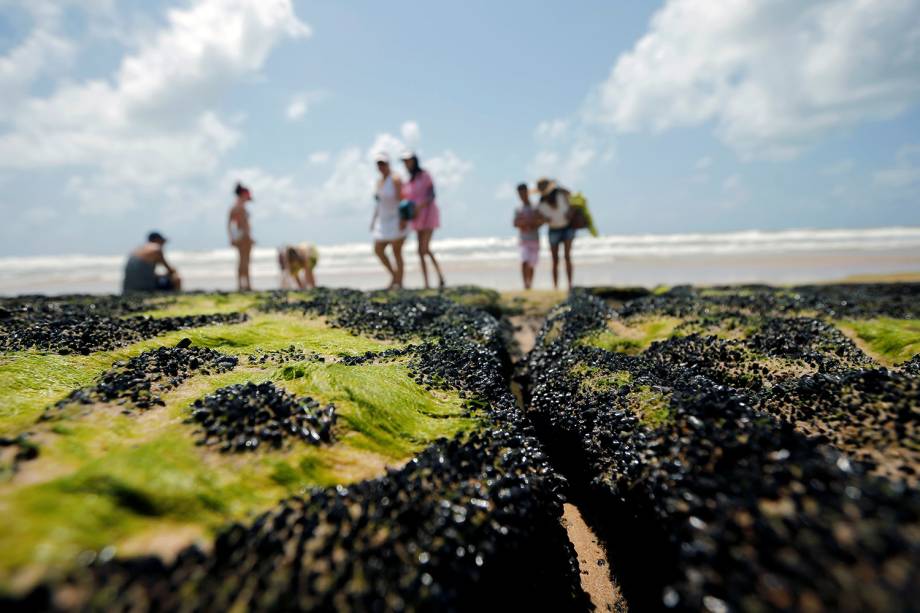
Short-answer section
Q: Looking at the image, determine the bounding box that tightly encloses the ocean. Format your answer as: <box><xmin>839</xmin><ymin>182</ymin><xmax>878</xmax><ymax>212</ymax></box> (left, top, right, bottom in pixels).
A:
<box><xmin>2</xmin><ymin>227</ymin><xmax>920</xmax><ymax>295</ymax></box>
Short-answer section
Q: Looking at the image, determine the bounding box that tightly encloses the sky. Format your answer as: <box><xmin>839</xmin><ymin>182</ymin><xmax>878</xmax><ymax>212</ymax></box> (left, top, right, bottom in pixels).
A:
<box><xmin>0</xmin><ymin>0</ymin><xmax>919</xmax><ymax>257</ymax></box>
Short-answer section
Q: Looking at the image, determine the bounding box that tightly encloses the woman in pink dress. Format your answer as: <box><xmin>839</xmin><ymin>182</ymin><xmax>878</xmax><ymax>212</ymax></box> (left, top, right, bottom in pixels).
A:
<box><xmin>401</xmin><ymin>151</ymin><xmax>445</xmax><ymax>289</ymax></box>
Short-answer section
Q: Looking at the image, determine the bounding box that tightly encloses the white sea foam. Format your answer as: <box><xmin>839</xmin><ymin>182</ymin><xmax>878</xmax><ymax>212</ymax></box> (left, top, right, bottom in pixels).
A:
<box><xmin>2</xmin><ymin>227</ymin><xmax>919</xmax><ymax>294</ymax></box>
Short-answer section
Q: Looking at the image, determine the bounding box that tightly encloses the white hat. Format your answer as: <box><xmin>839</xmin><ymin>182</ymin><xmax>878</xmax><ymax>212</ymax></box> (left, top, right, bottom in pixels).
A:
<box><xmin>373</xmin><ymin>151</ymin><xmax>390</xmax><ymax>163</ymax></box>
<box><xmin>399</xmin><ymin>149</ymin><xmax>416</xmax><ymax>160</ymax></box>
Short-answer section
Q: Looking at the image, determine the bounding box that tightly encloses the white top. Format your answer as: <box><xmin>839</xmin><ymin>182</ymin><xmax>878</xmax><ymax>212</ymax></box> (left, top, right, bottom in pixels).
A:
<box><xmin>538</xmin><ymin>191</ymin><xmax>570</xmax><ymax>229</ymax></box>
<box><xmin>373</xmin><ymin>176</ymin><xmax>405</xmax><ymax>241</ymax></box>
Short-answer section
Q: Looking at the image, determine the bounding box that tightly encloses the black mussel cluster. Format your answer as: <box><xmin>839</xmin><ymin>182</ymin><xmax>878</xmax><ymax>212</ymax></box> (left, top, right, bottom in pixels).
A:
<box><xmin>46</xmin><ymin>343</ymin><xmax>238</xmax><ymax>413</ymax></box>
<box><xmin>903</xmin><ymin>354</ymin><xmax>920</xmax><ymax>377</ymax></box>
<box><xmin>619</xmin><ymin>282</ymin><xmax>919</xmax><ymax>320</ymax></box>
<box><xmin>762</xmin><ymin>368</ymin><xmax>919</xmax><ymax>485</ymax></box>
<box><xmin>22</xmin><ymin>430</ymin><xmax>586</xmax><ymax>611</ymax></box>
<box><xmin>261</xmin><ymin>288</ymin><xmax>509</xmax><ymax>355</ymax></box>
<box><xmin>14</xmin><ymin>289</ymin><xmax>588</xmax><ymax>611</ymax></box>
<box><xmin>188</xmin><ymin>381</ymin><xmax>336</xmax><ymax>452</ymax></box>
<box><xmin>526</xmin><ymin>289</ymin><xmax>919</xmax><ymax>612</ymax></box>
<box><xmin>745</xmin><ymin>316</ymin><xmax>875</xmax><ymax>372</ymax></box>
<box><xmin>338</xmin><ymin>346</ymin><xmax>416</xmax><ymax>366</ymax></box>
<box><xmin>0</xmin><ymin>433</ymin><xmax>40</xmax><ymax>476</ymax></box>
<box><xmin>246</xmin><ymin>345</ymin><xmax>326</xmax><ymax>366</ymax></box>
<box><xmin>0</xmin><ymin>296</ymin><xmax>248</xmax><ymax>355</ymax></box>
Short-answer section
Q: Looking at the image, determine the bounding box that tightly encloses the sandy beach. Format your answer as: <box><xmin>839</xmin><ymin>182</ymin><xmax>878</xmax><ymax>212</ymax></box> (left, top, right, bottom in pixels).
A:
<box><xmin>3</xmin><ymin>227</ymin><xmax>920</xmax><ymax>295</ymax></box>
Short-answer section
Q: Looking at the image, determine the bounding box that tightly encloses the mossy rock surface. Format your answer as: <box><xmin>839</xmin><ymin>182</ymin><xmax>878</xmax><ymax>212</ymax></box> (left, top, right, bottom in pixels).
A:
<box><xmin>0</xmin><ymin>292</ymin><xmax>480</xmax><ymax>590</ymax></box>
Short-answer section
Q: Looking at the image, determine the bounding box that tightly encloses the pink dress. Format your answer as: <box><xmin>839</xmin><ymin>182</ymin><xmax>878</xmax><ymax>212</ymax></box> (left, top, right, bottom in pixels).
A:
<box><xmin>403</xmin><ymin>170</ymin><xmax>440</xmax><ymax>231</ymax></box>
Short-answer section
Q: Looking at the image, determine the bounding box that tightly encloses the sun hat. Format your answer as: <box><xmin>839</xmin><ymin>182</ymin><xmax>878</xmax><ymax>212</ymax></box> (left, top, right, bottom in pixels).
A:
<box><xmin>373</xmin><ymin>151</ymin><xmax>390</xmax><ymax>163</ymax></box>
<box><xmin>534</xmin><ymin>177</ymin><xmax>557</xmax><ymax>195</ymax></box>
<box><xmin>147</xmin><ymin>231</ymin><xmax>167</xmax><ymax>243</ymax></box>
<box><xmin>400</xmin><ymin>149</ymin><xmax>417</xmax><ymax>160</ymax></box>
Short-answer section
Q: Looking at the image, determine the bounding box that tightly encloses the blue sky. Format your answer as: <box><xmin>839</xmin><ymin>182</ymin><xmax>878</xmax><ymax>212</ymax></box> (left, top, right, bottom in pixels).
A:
<box><xmin>1</xmin><ymin>0</ymin><xmax>919</xmax><ymax>257</ymax></box>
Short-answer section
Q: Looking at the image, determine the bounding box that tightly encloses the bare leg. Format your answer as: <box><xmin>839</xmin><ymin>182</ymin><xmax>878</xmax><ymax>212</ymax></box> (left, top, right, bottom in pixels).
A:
<box><xmin>237</xmin><ymin>243</ymin><xmax>252</xmax><ymax>291</ymax></box>
<box><xmin>521</xmin><ymin>262</ymin><xmax>528</xmax><ymax>289</ymax></box>
<box><xmin>392</xmin><ymin>238</ymin><xmax>405</xmax><ymax>288</ymax></box>
<box><xmin>417</xmin><ymin>230</ymin><xmax>431</xmax><ymax>289</ymax></box>
<box><xmin>419</xmin><ymin>230</ymin><xmax>445</xmax><ymax>288</ymax></box>
<box><xmin>563</xmin><ymin>239</ymin><xmax>574</xmax><ymax>290</ymax></box>
<box><xmin>303</xmin><ymin>266</ymin><xmax>316</xmax><ymax>289</ymax></box>
<box><xmin>550</xmin><ymin>242</ymin><xmax>560</xmax><ymax>290</ymax></box>
<box><xmin>374</xmin><ymin>241</ymin><xmax>396</xmax><ymax>287</ymax></box>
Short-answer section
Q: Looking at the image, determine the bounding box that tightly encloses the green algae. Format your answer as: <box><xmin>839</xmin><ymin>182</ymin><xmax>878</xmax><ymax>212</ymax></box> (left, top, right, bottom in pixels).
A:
<box><xmin>137</xmin><ymin>292</ymin><xmax>263</xmax><ymax>318</ymax></box>
<box><xmin>0</xmin><ymin>293</ymin><xmax>482</xmax><ymax>586</ymax></box>
<box><xmin>581</xmin><ymin>316</ymin><xmax>682</xmax><ymax>355</ymax></box>
<box><xmin>0</xmin><ymin>314</ymin><xmax>399</xmax><ymax>435</ymax></box>
<box><xmin>630</xmin><ymin>386</ymin><xmax>672</xmax><ymax>429</ymax></box>
<box><xmin>568</xmin><ymin>361</ymin><xmax>671</xmax><ymax>428</ymax></box>
<box><xmin>0</xmin><ymin>357</ymin><xmax>479</xmax><ymax>584</ymax></box>
<box><xmin>570</xmin><ymin>364</ymin><xmax>632</xmax><ymax>393</ymax></box>
<box><xmin>277</xmin><ymin>360</ymin><xmax>477</xmax><ymax>458</ymax></box>
<box><xmin>837</xmin><ymin>318</ymin><xmax>920</xmax><ymax>366</ymax></box>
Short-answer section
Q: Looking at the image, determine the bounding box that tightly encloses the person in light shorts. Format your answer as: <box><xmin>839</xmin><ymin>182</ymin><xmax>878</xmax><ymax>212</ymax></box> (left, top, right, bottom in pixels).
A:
<box><xmin>513</xmin><ymin>183</ymin><xmax>545</xmax><ymax>289</ymax></box>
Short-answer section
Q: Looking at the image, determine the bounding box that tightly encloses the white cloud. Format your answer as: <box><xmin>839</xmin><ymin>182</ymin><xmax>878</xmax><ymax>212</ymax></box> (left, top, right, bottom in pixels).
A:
<box><xmin>592</xmin><ymin>0</ymin><xmax>920</xmax><ymax>158</ymax></box>
<box><xmin>535</xmin><ymin>119</ymin><xmax>570</xmax><ymax>141</ymax></box>
<box><xmin>528</xmin><ymin>141</ymin><xmax>597</xmax><ymax>187</ymax></box>
<box><xmin>426</xmin><ymin>150</ymin><xmax>473</xmax><ymax>190</ymax></box>
<box><xmin>874</xmin><ymin>144</ymin><xmax>920</xmax><ymax>188</ymax></box>
<box><xmin>0</xmin><ymin>4</ymin><xmax>77</xmax><ymax>116</ymax></box>
<box><xmin>286</xmin><ymin>99</ymin><xmax>308</xmax><ymax>121</ymax></box>
<box><xmin>285</xmin><ymin>90</ymin><xmax>325</xmax><ymax>121</ymax></box>
<box><xmin>695</xmin><ymin>156</ymin><xmax>712</xmax><ymax>170</ymax></box>
<box><xmin>308</xmin><ymin>151</ymin><xmax>330</xmax><ymax>165</ymax></box>
<box><xmin>0</xmin><ymin>0</ymin><xmax>310</xmax><ymax>214</ymax></box>
<box><xmin>400</xmin><ymin>120</ymin><xmax>421</xmax><ymax>149</ymax></box>
<box><xmin>252</xmin><ymin>122</ymin><xmax>474</xmax><ymax>220</ymax></box>
<box><xmin>226</xmin><ymin>166</ymin><xmax>305</xmax><ymax>220</ymax></box>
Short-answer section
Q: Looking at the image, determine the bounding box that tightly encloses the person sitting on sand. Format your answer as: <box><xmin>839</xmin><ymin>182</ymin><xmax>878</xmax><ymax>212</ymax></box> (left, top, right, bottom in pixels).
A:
<box><xmin>278</xmin><ymin>243</ymin><xmax>319</xmax><ymax>289</ymax></box>
<box><xmin>228</xmin><ymin>182</ymin><xmax>254</xmax><ymax>291</ymax></box>
<box><xmin>535</xmin><ymin>177</ymin><xmax>575</xmax><ymax>290</ymax></box>
<box><xmin>122</xmin><ymin>231</ymin><xmax>182</xmax><ymax>293</ymax></box>
<box><xmin>513</xmin><ymin>182</ymin><xmax>545</xmax><ymax>290</ymax></box>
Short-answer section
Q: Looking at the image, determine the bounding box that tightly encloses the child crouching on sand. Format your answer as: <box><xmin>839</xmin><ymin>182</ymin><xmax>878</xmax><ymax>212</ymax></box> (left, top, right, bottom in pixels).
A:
<box><xmin>513</xmin><ymin>183</ymin><xmax>545</xmax><ymax>289</ymax></box>
<box><xmin>278</xmin><ymin>243</ymin><xmax>318</xmax><ymax>289</ymax></box>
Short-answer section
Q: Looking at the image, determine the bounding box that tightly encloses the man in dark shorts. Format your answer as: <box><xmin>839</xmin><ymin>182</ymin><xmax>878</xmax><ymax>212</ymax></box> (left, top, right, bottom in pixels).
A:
<box><xmin>122</xmin><ymin>231</ymin><xmax>182</xmax><ymax>293</ymax></box>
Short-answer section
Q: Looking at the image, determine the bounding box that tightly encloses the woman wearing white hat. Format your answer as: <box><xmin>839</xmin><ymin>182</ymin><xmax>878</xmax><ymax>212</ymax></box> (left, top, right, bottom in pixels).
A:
<box><xmin>370</xmin><ymin>152</ymin><xmax>407</xmax><ymax>289</ymax></box>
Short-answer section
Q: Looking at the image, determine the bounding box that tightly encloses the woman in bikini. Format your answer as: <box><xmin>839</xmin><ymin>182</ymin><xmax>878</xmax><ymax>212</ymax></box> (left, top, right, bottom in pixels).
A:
<box><xmin>228</xmin><ymin>182</ymin><xmax>254</xmax><ymax>291</ymax></box>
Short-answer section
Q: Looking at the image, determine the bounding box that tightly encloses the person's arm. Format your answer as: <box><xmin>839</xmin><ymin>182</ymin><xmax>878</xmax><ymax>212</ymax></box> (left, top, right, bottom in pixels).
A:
<box><xmin>155</xmin><ymin>247</ymin><xmax>176</xmax><ymax>275</ymax></box>
<box><xmin>415</xmin><ymin>173</ymin><xmax>434</xmax><ymax>209</ymax></box>
<box><xmin>227</xmin><ymin>209</ymin><xmax>235</xmax><ymax>244</ymax></box>
<box><xmin>558</xmin><ymin>190</ymin><xmax>574</xmax><ymax>221</ymax></box>
<box><xmin>278</xmin><ymin>249</ymin><xmax>291</xmax><ymax>289</ymax></box>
